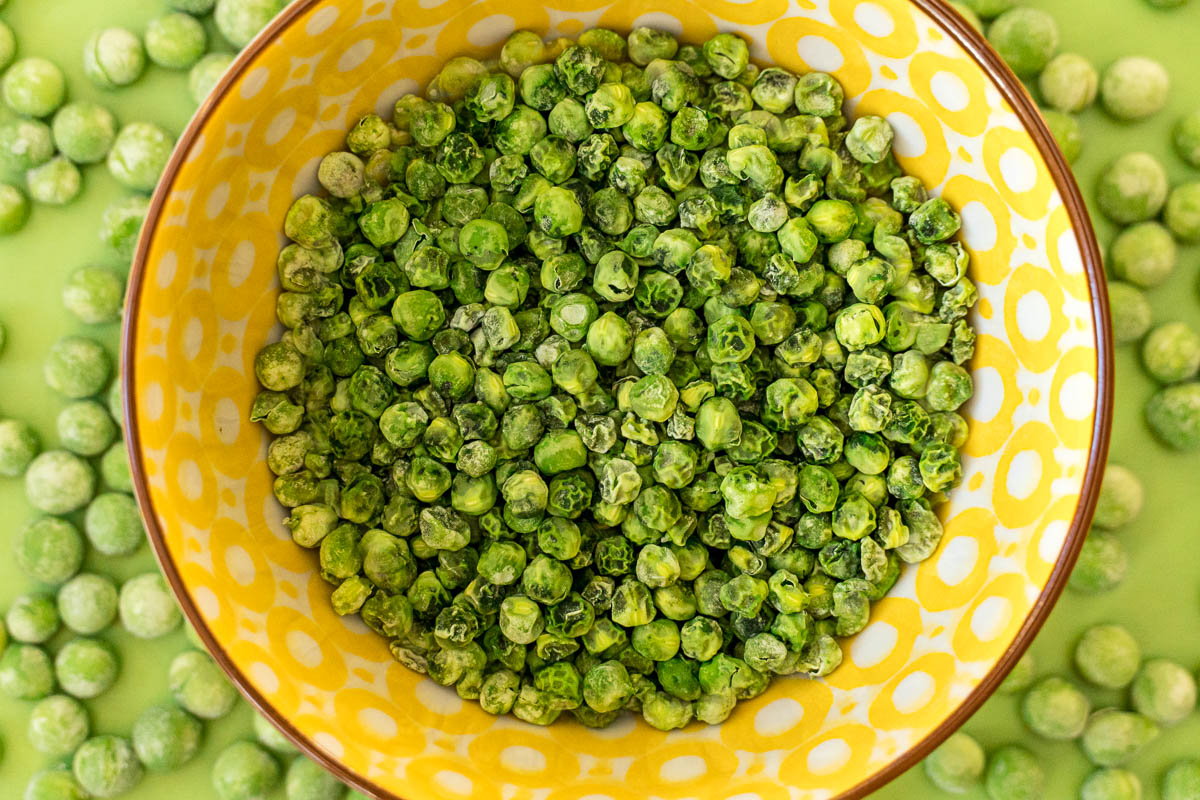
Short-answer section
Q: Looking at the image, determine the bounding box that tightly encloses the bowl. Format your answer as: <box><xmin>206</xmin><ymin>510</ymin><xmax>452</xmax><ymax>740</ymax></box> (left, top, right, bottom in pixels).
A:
<box><xmin>122</xmin><ymin>1</ymin><xmax>1111</xmax><ymax>798</ymax></box>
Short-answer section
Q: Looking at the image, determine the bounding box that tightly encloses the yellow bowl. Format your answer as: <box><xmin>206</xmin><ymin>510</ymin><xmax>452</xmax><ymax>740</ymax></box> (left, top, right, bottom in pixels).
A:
<box><xmin>123</xmin><ymin>1</ymin><xmax>1111</xmax><ymax>798</ymax></box>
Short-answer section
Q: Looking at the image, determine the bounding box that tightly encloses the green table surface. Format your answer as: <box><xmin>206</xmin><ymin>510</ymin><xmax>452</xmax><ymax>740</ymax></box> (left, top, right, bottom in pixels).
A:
<box><xmin>1</xmin><ymin>1</ymin><xmax>1199</xmax><ymax>798</ymax></box>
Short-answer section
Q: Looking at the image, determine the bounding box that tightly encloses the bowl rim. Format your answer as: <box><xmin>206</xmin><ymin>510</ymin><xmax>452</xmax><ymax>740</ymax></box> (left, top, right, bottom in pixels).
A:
<box><xmin>121</xmin><ymin>1</ymin><xmax>1112</xmax><ymax>797</ymax></box>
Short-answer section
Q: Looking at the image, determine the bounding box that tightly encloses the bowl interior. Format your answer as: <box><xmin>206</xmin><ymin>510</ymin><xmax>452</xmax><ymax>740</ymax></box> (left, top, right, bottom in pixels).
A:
<box><xmin>125</xmin><ymin>0</ymin><xmax>1107</xmax><ymax>798</ymax></box>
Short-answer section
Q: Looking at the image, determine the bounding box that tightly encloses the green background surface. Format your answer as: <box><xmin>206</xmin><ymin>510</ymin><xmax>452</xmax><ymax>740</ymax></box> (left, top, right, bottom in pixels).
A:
<box><xmin>0</xmin><ymin>0</ymin><xmax>1198</xmax><ymax>798</ymax></box>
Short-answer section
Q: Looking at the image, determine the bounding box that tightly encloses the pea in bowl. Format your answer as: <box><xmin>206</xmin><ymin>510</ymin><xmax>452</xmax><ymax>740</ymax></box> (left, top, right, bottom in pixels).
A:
<box><xmin>122</xmin><ymin>0</ymin><xmax>1110</xmax><ymax>798</ymax></box>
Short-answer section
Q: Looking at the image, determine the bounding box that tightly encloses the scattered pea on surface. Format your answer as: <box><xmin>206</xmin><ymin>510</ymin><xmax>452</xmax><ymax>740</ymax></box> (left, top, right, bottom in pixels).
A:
<box><xmin>212</xmin><ymin>740</ymin><xmax>282</xmax><ymax>800</ymax></box>
<box><xmin>99</xmin><ymin>194</ymin><xmax>150</xmax><ymax>262</ymax></box>
<box><xmin>0</xmin><ymin>118</ymin><xmax>55</xmax><ymax>171</ymax></box>
<box><xmin>1130</xmin><ymin>658</ymin><xmax>1197</xmax><ymax>725</ymax></box>
<box><xmin>1109</xmin><ymin>221</ymin><xmax>1175</xmax><ymax>289</ymax></box>
<box><xmin>1021</xmin><ymin>675</ymin><xmax>1091</xmax><ymax>740</ymax></box>
<box><xmin>215</xmin><ymin>0</ymin><xmax>286</xmax><ymax>48</ymax></box>
<box><xmin>1146</xmin><ymin>381</ymin><xmax>1200</xmax><ymax>449</ymax></box>
<box><xmin>0</xmin><ymin>182</ymin><xmax>31</xmax><ymax>235</ymax></box>
<box><xmin>923</xmin><ymin>731</ymin><xmax>985</xmax><ymax>794</ymax></box>
<box><xmin>52</xmin><ymin>102</ymin><xmax>118</xmax><ymax>165</ymax></box>
<box><xmin>1080</xmin><ymin>708</ymin><xmax>1160</xmax><ymax>767</ymax></box>
<box><xmin>1101</xmin><ymin>56</ymin><xmax>1170</xmax><ymax>121</ymax></box>
<box><xmin>58</xmin><ymin>400</ymin><xmax>118</xmax><ymax>457</ymax></box>
<box><xmin>999</xmin><ymin>651</ymin><xmax>1037</xmax><ymax>695</ymax></box>
<box><xmin>984</xmin><ymin>745</ymin><xmax>1044</xmax><ymax>800</ymax></box>
<box><xmin>54</xmin><ymin>637</ymin><xmax>120</xmax><ymax>699</ymax></box>
<box><xmin>1042</xmin><ymin>109</ymin><xmax>1082</xmax><ymax>163</ymax></box>
<box><xmin>1107</xmin><ymin>281</ymin><xmax>1152</xmax><ymax>345</ymax></box>
<box><xmin>5</xmin><ymin>592</ymin><xmax>61</xmax><ymax>644</ymax></box>
<box><xmin>2</xmin><ymin>57</ymin><xmax>67</xmax><ymax>118</ymax></box>
<box><xmin>57</xmin><ymin>572</ymin><xmax>120</xmax><ymax>635</ymax></box>
<box><xmin>1164</xmin><ymin>182</ymin><xmax>1200</xmax><ymax>243</ymax></box>
<box><xmin>0</xmin><ymin>642</ymin><xmax>55</xmax><ymax>700</ymax></box>
<box><xmin>100</xmin><ymin>442</ymin><xmax>133</xmax><ymax>492</ymax></box>
<box><xmin>1039</xmin><ymin>53</ymin><xmax>1098</xmax><ymax>113</ymax></box>
<box><xmin>85</xmin><ymin>491</ymin><xmax>144</xmax><ymax>556</ymax></box>
<box><xmin>25</xmin><ymin>450</ymin><xmax>97</xmax><ymax>515</ymax></box>
<box><xmin>169</xmin><ymin>0</ymin><xmax>218</xmax><ymax>11</ymax></box>
<box><xmin>1174</xmin><ymin>110</ymin><xmax>1200</xmax><ymax>168</ymax></box>
<box><xmin>16</xmin><ymin>517</ymin><xmax>86</xmax><ymax>585</ymax></box>
<box><xmin>1163</xmin><ymin>760</ymin><xmax>1200</xmax><ymax>800</ymax></box>
<box><xmin>83</xmin><ymin>28</ymin><xmax>146</xmax><ymax>89</ymax></box>
<box><xmin>1096</xmin><ymin>152</ymin><xmax>1169</xmax><ymax>225</ymax></box>
<box><xmin>960</xmin><ymin>0</ymin><xmax>1015</xmax><ymax>17</ymax></box>
<box><xmin>63</xmin><ymin>266</ymin><xmax>125</xmax><ymax>325</ymax></box>
<box><xmin>43</xmin><ymin>335</ymin><xmax>111</xmax><ymax>399</ymax></box>
<box><xmin>118</xmin><ymin>572</ymin><xmax>181</xmax><ymax>638</ymax></box>
<box><xmin>1080</xmin><ymin>768</ymin><xmax>1142</xmax><ymax>800</ymax></box>
<box><xmin>107</xmin><ymin>122</ymin><xmax>176</xmax><ymax>193</ymax></box>
<box><xmin>987</xmin><ymin>8</ymin><xmax>1060</xmax><ymax>77</ymax></box>
<box><xmin>285</xmin><ymin>756</ymin><xmax>347</xmax><ymax>800</ymax></box>
<box><xmin>1069</xmin><ymin>532</ymin><xmax>1128</xmax><ymax>594</ymax></box>
<box><xmin>73</xmin><ymin>734</ymin><xmax>143</xmax><ymax>798</ymax></box>
<box><xmin>1142</xmin><ymin>322</ymin><xmax>1200</xmax><ymax>384</ymax></box>
<box><xmin>24</xmin><ymin>766</ymin><xmax>90</xmax><ymax>800</ymax></box>
<box><xmin>27</xmin><ymin>156</ymin><xmax>83</xmax><ymax>207</ymax></box>
<box><xmin>189</xmin><ymin>52</ymin><xmax>237</xmax><ymax>105</ymax></box>
<box><xmin>1074</xmin><ymin>624</ymin><xmax>1141</xmax><ymax>689</ymax></box>
<box><xmin>0</xmin><ymin>19</ymin><xmax>14</xmax><ymax>72</ymax></box>
<box><xmin>27</xmin><ymin>694</ymin><xmax>90</xmax><ymax>758</ymax></box>
<box><xmin>169</xmin><ymin>649</ymin><xmax>238</xmax><ymax>719</ymax></box>
<box><xmin>253</xmin><ymin>712</ymin><xmax>299</xmax><ymax>755</ymax></box>
<box><xmin>145</xmin><ymin>13</ymin><xmax>208</xmax><ymax>70</ymax></box>
<box><xmin>131</xmin><ymin>702</ymin><xmax>203</xmax><ymax>771</ymax></box>
<box><xmin>0</xmin><ymin>418</ymin><xmax>41</xmax><ymax>476</ymax></box>
<box><xmin>1092</xmin><ymin>464</ymin><xmax>1144</xmax><ymax>530</ymax></box>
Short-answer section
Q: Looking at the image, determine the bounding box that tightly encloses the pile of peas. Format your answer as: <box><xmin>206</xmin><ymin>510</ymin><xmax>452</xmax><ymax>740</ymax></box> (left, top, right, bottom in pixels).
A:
<box><xmin>1</xmin><ymin>1</ymin><xmax>367</xmax><ymax>798</ymax></box>
<box><xmin>916</xmin><ymin>2</ymin><xmax>1200</xmax><ymax>799</ymax></box>
<box><xmin>254</xmin><ymin>25</ymin><xmax>979</xmax><ymax>729</ymax></box>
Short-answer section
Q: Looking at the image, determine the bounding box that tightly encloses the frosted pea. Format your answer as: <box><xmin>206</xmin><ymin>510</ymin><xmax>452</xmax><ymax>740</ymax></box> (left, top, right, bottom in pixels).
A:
<box><xmin>99</xmin><ymin>195</ymin><xmax>150</xmax><ymax>261</ymax></box>
<box><xmin>1042</xmin><ymin>109</ymin><xmax>1082</xmax><ymax>163</ymax></box>
<box><xmin>1095</xmin><ymin>152</ymin><xmax>1168</xmax><ymax>226</ymax></box>
<box><xmin>1101</xmin><ymin>57</ymin><xmax>1169</xmax><ymax>121</ymax></box>
<box><xmin>215</xmin><ymin>0</ymin><xmax>286</xmax><ymax>48</ymax></box>
<box><xmin>73</xmin><ymin>735</ymin><xmax>143</xmax><ymax>797</ymax></box>
<box><xmin>1146</xmin><ymin>381</ymin><xmax>1200</xmax><ymax>450</ymax></box>
<box><xmin>212</xmin><ymin>741</ymin><xmax>282</xmax><ymax>800</ymax></box>
<box><xmin>119</xmin><ymin>572</ymin><xmax>182</xmax><ymax>638</ymax></box>
<box><xmin>85</xmin><ymin>491</ymin><xmax>144</xmax><ymax>555</ymax></box>
<box><xmin>1075</xmin><ymin>624</ymin><xmax>1141</xmax><ymax>689</ymax></box>
<box><xmin>52</xmin><ymin>103</ymin><xmax>118</xmax><ymax>165</ymax></box>
<box><xmin>923</xmin><ymin>731</ymin><xmax>986</xmax><ymax>794</ymax></box>
<box><xmin>107</xmin><ymin>122</ymin><xmax>176</xmax><ymax>193</ymax></box>
<box><xmin>25</xmin><ymin>767</ymin><xmax>91</xmax><ymax>800</ymax></box>
<box><xmin>191</xmin><ymin>52</ymin><xmax>237</xmax><ymax>105</ymax></box>
<box><xmin>1080</xmin><ymin>709</ymin><xmax>1160</xmax><ymax>767</ymax></box>
<box><xmin>1131</xmin><ymin>659</ymin><xmax>1197</xmax><ymax>725</ymax></box>
<box><xmin>100</xmin><ymin>442</ymin><xmax>133</xmax><ymax>492</ymax></box>
<box><xmin>1163</xmin><ymin>760</ymin><xmax>1200</xmax><ymax>800</ymax></box>
<box><xmin>0</xmin><ymin>418</ymin><xmax>41</xmax><ymax>476</ymax></box>
<box><xmin>55</xmin><ymin>637</ymin><xmax>120</xmax><ymax>699</ymax></box>
<box><xmin>984</xmin><ymin>745</ymin><xmax>1044</xmax><ymax>800</ymax></box>
<box><xmin>0</xmin><ymin>642</ymin><xmax>55</xmax><ymax>699</ymax></box>
<box><xmin>57</xmin><ymin>573</ymin><xmax>120</xmax><ymax>635</ymax></box>
<box><xmin>44</xmin><ymin>335</ymin><xmax>111</xmax><ymax>399</ymax></box>
<box><xmin>6</xmin><ymin>593</ymin><xmax>61</xmax><ymax>643</ymax></box>
<box><xmin>1165</xmin><ymin>182</ymin><xmax>1200</xmax><ymax>243</ymax></box>
<box><xmin>1093</xmin><ymin>464</ymin><xmax>1143</xmax><ymax>529</ymax></box>
<box><xmin>0</xmin><ymin>19</ymin><xmax>13</xmax><ymax>71</ymax></box>
<box><xmin>1081</xmin><ymin>769</ymin><xmax>1142</xmax><ymax>800</ymax></box>
<box><xmin>58</xmin><ymin>401</ymin><xmax>118</xmax><ymax>457</ymax></box>
<box><xmin>28</xmin><ymin>694</ymin><xmax>90</xmax><ymax>757</ymax></box>
<box><xmin>1174</xmin><ymin>110</ymin><xmax>1200</xmax><ymax>168</ymax></box>
<box><xmin>145</xmin><ymin>13</ymin><xmax>208</xmax><ymax>69</ymax></box>
<box><xmin>27</xmin><ymin>157</ymin><xmax>82</xmax><ymax>206</ymax></box>
<box><xmin>285</xmin><ymin>756</ymin><xmax>348</xmax><ymax>800</ymax></box>
<box><xmin>16</xmin><ymin>517</ymin><xmax>85</xmax><ymax>585</ymax></box>
<box><xmin>2</xmin><ymin>57</ymin><xmax>67</xmax><ymax>118</ymax></box>
<box><xmin>999</xmin><ymin>652</ymin><xmax>1036</xmax><ymax>695</ymax></box>
<box><xmin>1069</xmin><ymin>532</ymin><xmax>1128</xmax><ymax>594</ymax></box>
<box><xmin>26</xmin><ymin>450</ymin><xmax>96</xmax><ymax>514</ymax></box>
<box><xmin>170</xmin><ymin>0</ymin><xmax>218</xmax><ymax>10</ymax></box>
<box><xmin>1021</xmin><ymin>676</ymin><xmax>1090</xmax><ymax>740</ymax></box>
<box><xmin>1142</xmin><ymin>322</ymin><xmax>1200</xmax><ymax>384</ymax></box>
<box><xmin>987</xmin><ymin>8</ymin><xmax>1059</xmax><ymax>77</ymax></box>
<box><xmin>1107</xmin><ymin>282</ymin><xmax>1151</xmax><ymax>345</ymax></box>
<box><xmin>0</xmin><ymin>181</ymin><xmax>30</xmax><ymax>234</ymax></box>
<box><xmin>170</xmin><ymin>649</ymin><xmax>239</xmax><ymax>719</ymax></box>
<box><xmin>1039</xmin><ymin>53</ymin><xmax>1098</xmax><ymax>113</ymax></box>
<box><xmin>1110</xmin><ymin>222</ymin><xmax>1175</xmax><ymax>289</ymax></box>
<box><xmin>63</xmin><ymin>266</ymin><xmax>125</xmax><ymax>325</ymax></box>
<box><xmin>0</xmin><ymin>118</ymin><xmax>54</xmax><ymax>171</ymax></box>
<box><xmin>253</xmin><ymin>712</ymin><xmax>300</xmax><ymax>755</ymax></box>
<box><xmin>83</xmin><ymin>28</ymin><xmax>146</xmax><ymax>89</ymax></box>
<box><xmin>132</xmin><ymin>702</ymin><xmax>203</xmax><ymax>771</ymax></box>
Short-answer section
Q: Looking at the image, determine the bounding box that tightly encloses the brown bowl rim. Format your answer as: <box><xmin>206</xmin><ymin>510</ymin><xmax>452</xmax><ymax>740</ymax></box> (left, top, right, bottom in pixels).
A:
<box><xmin>122</xmin><ymin>1</ymin><xmax>1112</xmax><ymax>797</ymax></box>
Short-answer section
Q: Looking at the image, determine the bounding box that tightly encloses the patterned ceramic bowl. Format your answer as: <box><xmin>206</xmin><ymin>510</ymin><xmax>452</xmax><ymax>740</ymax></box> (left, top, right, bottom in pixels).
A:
<box><xmin>123</xmin><ymin>1</ymin><xmax>1111</xmax><ymax>798</ymax></box>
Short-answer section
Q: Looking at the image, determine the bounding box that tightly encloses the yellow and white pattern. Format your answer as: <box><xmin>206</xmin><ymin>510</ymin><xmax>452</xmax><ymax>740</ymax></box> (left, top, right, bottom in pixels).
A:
<box><xmin>126</xmin><ymin>1</ymin><xmax>1105</xmax><ymax>798</ymax></box>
